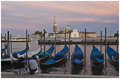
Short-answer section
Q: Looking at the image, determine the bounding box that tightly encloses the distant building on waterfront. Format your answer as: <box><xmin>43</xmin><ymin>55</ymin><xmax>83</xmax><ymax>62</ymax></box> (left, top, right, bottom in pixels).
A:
<box><xmin>45</xmin><ymin>16</ymin><xmax>98</xmax><ymax>38</ymax></box>
<box><xmin>57</xmin><ymin>25</ymin><xmax>72</xmax><ymax>33</ymax></box>
<box><xmin>1</xmin><ymin>36</ymin><xmax>5</xmax><ymax>41</ymax></box>
<box><xmin>79</xmin><ymin>32</ymin><xmax>98</xmax><ymax>38</ymax></box>
<box><xmin>71</xmin><ymin>28</ymin><xmax>79</xmax><ymax>38</ymax></box>
<box><xmin>1</xmin><ymin>35</ymin><xmax>28</xmax><ymax>41</ymax></box>
<box><xmin>46</xmin><ymin>25</ymin><xmax>80</xmax><ymax>38</ymax></box>
<box><xmin>29</xmin><ymin>34</ymin><xmax>40</xmax><ymax>38</ymax></box>
<box><xmin>11</xmin><ymin>34</ymin><xmax>31</xmax><ymax>41</ymax></box>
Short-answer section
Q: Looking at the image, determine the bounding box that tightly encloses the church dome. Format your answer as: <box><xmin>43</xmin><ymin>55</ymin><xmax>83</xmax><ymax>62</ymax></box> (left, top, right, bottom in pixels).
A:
<box><xmin>66</xmin><ymin>25</ymin><xmax>70</xmax><ymax>30</ymax></box>
<box><xmin>73</xmin><ymin>28</ymin><xmax>78</xmax><ymax>32</ymax></box>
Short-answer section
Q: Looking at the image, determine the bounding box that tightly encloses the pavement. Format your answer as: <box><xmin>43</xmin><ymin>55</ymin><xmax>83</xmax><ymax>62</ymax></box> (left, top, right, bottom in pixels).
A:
<box><xmin>1</xmin><ymin>72</ymin><xmax>119</xmax><ymax>78</ymax></box>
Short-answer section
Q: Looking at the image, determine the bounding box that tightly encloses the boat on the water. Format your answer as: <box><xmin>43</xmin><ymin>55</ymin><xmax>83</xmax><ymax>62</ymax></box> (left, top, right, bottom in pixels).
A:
<box><xmin>1</xmin><ymin>53</ymin><xmax>19</xmax><ymax>65</ymax></box>
<box><xmin>1</xmin><ymin>46</ymin><xmax>20</xmax><ymax>65</ymax></box>
<box><xmin>107</xmin><ymin>46</ymin><xmax>119</xmax><ymax>66</ymax></box>
<box><xmin>71</xmin><ymin>44</ymin><xmax>84</xmax><ymax>68</ymax></box>
<box><xmin>40</xmin><ymin>45</ymin><xmax>68</xmax><ymax>70</ymax></box>
<box><xmin>17</xmin><ymin>46</ymin><xmax>42</xmax><ymax>58</ymax></box>
<box><xmin>32</xmin><ymin>45</ymin><xmax>54</xmax><ymax>63</ymax></box>
<box><xmin>12</xmin><ymin>47</ymin><xmax>29</xmax><ymax>58</ymax></box>
<box><xmin>90</xmin><ymin>45</ymin><xmax>104</xmax><ymax>68</ymax></box>
<box><xmin>2</xmin><ymin>45</ymin><xmax>7</xmax><ymax>52</ymax></box>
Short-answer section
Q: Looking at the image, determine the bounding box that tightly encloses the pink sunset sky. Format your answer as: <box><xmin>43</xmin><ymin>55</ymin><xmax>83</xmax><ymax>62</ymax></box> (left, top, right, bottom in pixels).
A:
<box><xmin>1</xmin><ymin>1</ymin><xmax>119</xmax><ymax>36</ymax></box>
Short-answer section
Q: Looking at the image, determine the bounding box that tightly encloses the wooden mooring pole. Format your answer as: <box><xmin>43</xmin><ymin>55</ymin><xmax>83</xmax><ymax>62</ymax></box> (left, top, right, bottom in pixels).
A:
<box><xmin>28</xmin><ymin>34</ymin><xmax>29</xmax><ymax>47</ymax></box>
<box><xmin>1</xmin><ymin>34</ymin><xmax>2</xmax><ymax>50</ymax></box>
<box><xmin>40</xmin><ymin>34</ymin><xmax>42</xmax><ymax>52</ymax></box>
<box><xmin>117</xmin><ymin>31</ymin><xmax>118</xmax><ymax>52</ymax></box>
<box><xmin>7</xmin><ymin>31</ymin><xmax>10</xmax><ymax>57</ymax></box>
<box><xmin>100</xmin><ymin>31</ymin><xmax>102</xmax><ymax>53</ymax></box>
<box><xmin>83</xmin><ymin>28</ymin><xmax>87</xmax><ymax>75</ymax></box>
<box><xmin>69</xmin><ymin>32</ymin><xmax>71</xmax><ymax>59</ymax></box>
<box><xmin>63</xmin><ymin>29</ymin><xmax>66</xmax><ymax>67</ymax></box>
<box><xmin>105</xmin><ymin>28</ymin><xmax>107</xmax><ymax>66</ymax></box>
<box><xmin>5</xmin><ymin>34</ymin><xmax>6</xmax><ymax>47</ymax></box>
<box><xmin>44</xmin><ymin>29</ymin><xmax>45</xmax><ymax>62</ymax></box>
<box><xmin>65</xmin><ymin>29</ymin><xmax>66</xmax><ymax>53</ymax></box>
<box><xmin>10</xmin><ymin>34</ymin><xmax>12</xmax><ymax>54</ymax></box>
<box><xmin>54</xmin><ymin>32</ymin><xmax>56</xmax><ymax>55</ymax></box>
<box><xmin>93</xmin><ymin>40</ymin><xmax>94</xmax><ymax>46</ymax></box>
<box><xmin>5</xmin><ymin>34</ymin><xmax>7</xmax><ymax>55</ymax></box>
<box><xmin>84</xmin><ymin>28</ymin><xmax>86</xmax><ymax>65</ymax></box>
<box><xmin>26</xmin><ymin>30</ymin><xmax>28</xmax><ymax>58</ymax></box>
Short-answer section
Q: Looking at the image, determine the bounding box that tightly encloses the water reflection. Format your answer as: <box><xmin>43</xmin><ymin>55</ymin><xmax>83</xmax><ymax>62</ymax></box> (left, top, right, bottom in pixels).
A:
<box><xmin>71</xmin><ymin>65</ymin><xmax>83</xmax><ymax>74</ymax></box>
<box><xmin>108</xmin><ymin>60</ymin><xmax>119</xmax><ymax>72</ymax></box>
<box><xmin>1</xmin><ymin>65</ymin><xmax>12</xmax><ymax>72</ymax></box>
<box><xmin>114</xmin><ymin>66</ymin><xmax>119</xmax><ymax>72</ymax></box>
<box><xmin>41</xmin><ymin>67</ymin><xmax>56</xmax><ymax>74</ymax></box>
<box><xmin>91</xmin><ymin>65</ymin><xmax>104</xmax><ymax>75</ymax></box>
<box><xmin>41</xmin><ymin>64</ymin><xmax>66</xmax><ymax>74</ymax></box>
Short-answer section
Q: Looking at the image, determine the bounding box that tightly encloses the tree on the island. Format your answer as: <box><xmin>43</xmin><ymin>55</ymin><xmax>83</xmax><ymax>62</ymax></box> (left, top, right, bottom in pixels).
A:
<box><xmin>34</xmin><ymin>31</ymin><xmax>40</xmax><ymax>35</ymax></box>
<box><xmin>114</xmin><ymin>33</ymin><xmax>119</xmax><ymax>37</ymax></box>
<box><xmin>44</xmin><ymin>30</ymin><xmax>47</xmax><ymax>33</ymax></box>
<box><xmin>39</xmin><ymin>31</ymin><xmax>42</xmax><ymax>35</ymax></box>
<box><xmin>34</xmin><ymin>31</ymin><xmax>47</xmax><ymax>35</ymax></box>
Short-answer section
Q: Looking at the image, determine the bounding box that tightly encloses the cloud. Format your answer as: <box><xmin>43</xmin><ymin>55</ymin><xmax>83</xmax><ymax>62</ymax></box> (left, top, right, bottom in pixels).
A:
<box><xmin>101</xmin><ymin>20</ymin><xmax>118</xmax><ymax>23</ymax></box>
<box><xmin>26</xmin><ymin>20</ymin><xmax>47</xmax><ymax>25</ymax></box>
<box><xmin>2</xmin><ymin>17</ymin><xmax>13</xmax><ymax>21</ymax></box>
<box><xmin>9</xmin><ymin>13</ymin><xmax>33</xmax><ymax>18</ymax></box>
<box><xmin>1</xmin><ymin>4</ymin><xmax>12</xmax><ymax>10</ymax></box>
<box><xmin>2</xmin><ymin>1</ymin><xmax>118</xmax><ymax>16</ymax></box>
<box><xmin>2</xmin><ymin>22</ymin><xmax>36</xmax><ymax>31</ymax></box>
<box><xmin>56</xmin><ymin>17</ymin><xmax>118</xmax><ymax>24</ymax></box>
<box><xmin>61</xmin><ymin>18</ymin><xmax>95</xmax><ymax>22</ymax></box>
<box><xmin>11</xmin><ymin>1</ymin><xmax>119</xmax><ymax>16</ymax></box>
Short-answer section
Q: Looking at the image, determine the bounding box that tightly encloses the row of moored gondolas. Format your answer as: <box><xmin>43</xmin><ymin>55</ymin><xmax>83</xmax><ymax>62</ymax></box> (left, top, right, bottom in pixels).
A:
<box><xmin>1</xmin><ymin>44</ymin><xmax>119</xmax><ymax>70</ymax></box>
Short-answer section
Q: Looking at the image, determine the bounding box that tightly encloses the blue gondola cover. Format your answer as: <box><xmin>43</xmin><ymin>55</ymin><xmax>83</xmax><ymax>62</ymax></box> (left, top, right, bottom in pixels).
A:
<box><xmin>90</xmin><ymin>46</ymin><xmax>104</xmax><ymax>60</ymax></box>
<box><xmin>96</xmin><ymin>58</ymin><xmax>103</xmax><ymax>62</ymax></box>
<box><xmin>42</xmin><ymin>45</ymin><xmax>68</xmax><ymax>65</ymax></box>
<box><xmin>13</xmin><ymin>47</ymin><xmax>29</xmax><ymax>57</ymax></box>
<box><xmin>33</xmin><ymin>45</ymin><xmax>54</xmax><ymax>59</ymax></box>
<box><xmin>43</xmin><ymin>59</ymin><xmax>56</xmax><ymax>64</ymax></box>
<box><xmin>107</xmin><ymin>46</ymin><xmax>119</xmax><ymax>59</ymax></box>
<box><xmin>107</xmin><ymin>46</ymin><xmax>119</xmax><ymax>62</ymax></box>
<box><xmin>74</xmin><ymin>59</ymin><xmax>83</xmax><ymax>64</ymax></box>
<box><xmin>71</xmin><ymin>45</ymin><xmax>84</xmax><ymax>65</ymax></box>
<box><xmin>2</xmin><ymin>46</ymin><xmax>7</xmax><ymax>51</ymax></box>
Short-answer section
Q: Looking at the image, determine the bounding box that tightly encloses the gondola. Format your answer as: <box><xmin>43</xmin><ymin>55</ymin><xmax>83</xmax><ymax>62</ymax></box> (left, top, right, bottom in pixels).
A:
<box><xmin>90</xmin><ymin>45</ymin><xmax>104</xmax><ymax>68</ymax></box>
<box><xmin>40</xmin><ymin>45</ymin><xmax>68</xmax><ymax>70</ymax></box>
<box><xmin>1</xmin><ymin>46</ymin><xmax>18</xmax><ymax>65</ymax></box>
<box><xmin>1</xmin><ymin>45</ymin><xmax>7</xmax><ymax>56</ymax></box>
<box><xmin>2</xmin><ymin>45</ymin><xmax>7</xmax><ymax>52</ymax></box>
<box><xmin>32</xmin><ymin>45</ymin><xmax>54</xmax><ymax>63</ymax></box>
<box><xmin>17</xmin><ymin>46</ymin><xmax>42</xmax><ymax>58</ymax></box>
<box><xmin>1</xmin><ymin>53</ymin><xmax>19</xmax><ymax>65</ymax></box>
<box><xmin>12</xmin><ymin>46</ymin><xmax>29</xmax><ymax>58</ymax></box>
<box><xmin>71</xmin><ymin>44</ymin><xmax>84</xmax><ymax>68</ymax></box>
<box><xmin>107</xmin><ymin>46</ymin><xmax>119</xmax><ymax>66</ymax></box>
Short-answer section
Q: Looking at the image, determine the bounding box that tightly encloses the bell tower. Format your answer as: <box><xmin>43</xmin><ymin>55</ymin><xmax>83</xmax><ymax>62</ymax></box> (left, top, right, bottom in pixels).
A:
<box><xmin>53</xmin><ymin>16</ymin><xmax>57</xmax><ymax>32</ymax></box>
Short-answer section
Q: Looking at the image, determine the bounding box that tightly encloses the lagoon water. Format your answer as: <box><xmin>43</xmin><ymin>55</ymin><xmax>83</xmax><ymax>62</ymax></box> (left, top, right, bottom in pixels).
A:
<box><xmin>1</xmin><ymin>38</ymin><xmax>119</xmax><ymax>76</ymax></box>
